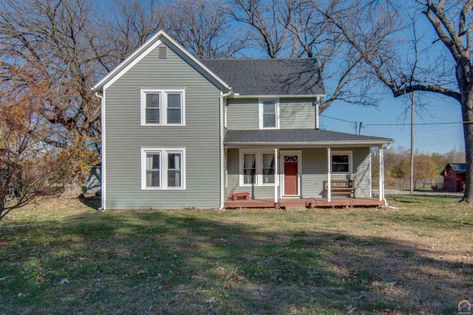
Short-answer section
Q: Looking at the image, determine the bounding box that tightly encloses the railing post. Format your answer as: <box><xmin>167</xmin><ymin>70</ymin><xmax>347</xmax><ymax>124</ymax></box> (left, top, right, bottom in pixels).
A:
<box><xmin>327</xmin><ymin>147</ymin><xmax>331</xmax><ymax>202</ymax></box>
<box><xmin>274</xmin><ymin>148</ymin><xmax>279</xmax><ymax>203</ymax></box>
<box><xmin>379</xmin><ymin>147</ymin><xmax>384</xmax><ymax>202</ymax></box>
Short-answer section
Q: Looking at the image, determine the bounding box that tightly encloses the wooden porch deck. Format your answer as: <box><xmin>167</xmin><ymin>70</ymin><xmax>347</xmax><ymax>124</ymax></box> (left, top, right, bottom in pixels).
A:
<box><xmin>224</xmin><ymin>197</ymin><xmax>384</xmax><ymax>209</ymax></box>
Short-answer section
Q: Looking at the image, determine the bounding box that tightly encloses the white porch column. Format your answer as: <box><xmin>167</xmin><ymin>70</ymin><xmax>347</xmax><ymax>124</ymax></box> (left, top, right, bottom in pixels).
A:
<box><xmin>327</xmin><ymin>147</ymin><xmax>332</xmax><ymax>202</ymax></box>
<box><xmin>274</xmin><ymin>148</ymin><xmax>279</xmax><ymax>203</ymax></box>
<box><xmin>379</xmin><ymin>147</ymin><xmax>385</xmax><ymax>202</ymax></box>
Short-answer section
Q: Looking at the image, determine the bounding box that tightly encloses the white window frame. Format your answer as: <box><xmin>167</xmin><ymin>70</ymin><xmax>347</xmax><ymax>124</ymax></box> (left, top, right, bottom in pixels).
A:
<box><xmin>330</xmin><ymin>150</ymin><xmax>353</xmax><ymax>174</ymax></box>
<box><xmin>141</xmin><ymin>147</ymin><xmax>186</xmax><ymax>190</ymax></box>
<box><xmin>258</xmin><ymin>98</ymin><xmax>280</xmax><ymax>129</ymax></box>
<box><xmin>140</xmin><ymin>89</ymin><xmax>186</xmax><ymax>126</ymax></box>
<box><xmin>239</xmin><ymin>149</ymin><xmax>276</xmax><ymax>186</ymax></box>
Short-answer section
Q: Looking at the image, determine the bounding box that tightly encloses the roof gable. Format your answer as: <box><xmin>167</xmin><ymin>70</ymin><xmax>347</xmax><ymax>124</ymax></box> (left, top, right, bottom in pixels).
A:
<box><xmin>93</xmin><ymin>30</ymin><xmax>230</xmax><ymax>92</ymax></box>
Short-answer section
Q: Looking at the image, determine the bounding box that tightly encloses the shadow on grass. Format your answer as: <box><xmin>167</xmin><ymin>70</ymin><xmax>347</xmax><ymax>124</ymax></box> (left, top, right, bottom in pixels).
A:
<box><xmin>1</xmin><ymin>210</ymin><xmax>472</xmax><ymax>314</ymax></box>
<box><xmin>78</xmin><ymin>195</ymin><xmax>101</xmax><ymax>210</ymax></box>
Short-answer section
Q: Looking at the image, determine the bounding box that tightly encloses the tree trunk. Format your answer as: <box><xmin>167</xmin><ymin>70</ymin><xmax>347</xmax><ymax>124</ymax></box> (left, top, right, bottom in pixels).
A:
<box><xmin>461</xmin><ymin>92</ymin><xmax>473</xmax><ymax>204</ymax></box>
<box><xmin>61</xmin><ymin>174</ymin><xmax>84</xmax><ymax>199</ymax></box>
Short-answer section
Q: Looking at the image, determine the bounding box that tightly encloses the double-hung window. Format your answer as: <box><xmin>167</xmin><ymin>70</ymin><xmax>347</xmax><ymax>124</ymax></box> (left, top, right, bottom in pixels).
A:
<box><xmin>262</xmin><ymin>154</ymin><xmax>275</xmax><ymax>184</ymax></box>
<box><xmin>145</xmin><ymin>93</ymin><xmax>160</xmax><ymax>124</ymax></box>
<box><xmin>141</xmin><ymin>89</ymin><xmax>185</xmax><ymax>126</ymax></box>
<box><xmin>331</xmin><ymin>151</ymin><xmax>352</xmax><ymax>174</ymax></box>
<box><xmin>145</xmin><ymin>151</ymin><xmax>160</xmax><ymax>187</ymax></box>
<box><xmin>259</xmin><ymin>99</ymin><xmax>279</xmax><ymax>129</ymax></box>
<box><xmin>240</xmin><ymin>150</ymin><xmax>276</xmax><ymax>186</ymax></box>
<box><xmin>243</xmin><ymin>154</ymin><xmax>256</xmax><ymax>185</ymax></box>
<box><xmin>141</xmin><ymin>148</ymin><xmax>186</xmax><ymax>190</ymax></box>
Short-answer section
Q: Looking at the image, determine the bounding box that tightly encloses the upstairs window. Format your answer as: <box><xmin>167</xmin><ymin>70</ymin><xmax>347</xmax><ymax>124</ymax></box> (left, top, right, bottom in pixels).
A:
<box><xmin>141</xmin><ymin>89</ymin><xmax>185</xmax><ymax>126</ymax></box>
<box><xmin>331</xmin><ymin>151</ymin><xmax>353</xmax><ymax>174</ymax></box>
<box><xmin>259</xmin><ymin>99</ymin><xmax>279</xmax><ymax>129</ymax></box>
<box><xmin>145</xmin><ymin>93</ymin><xmax>160</xmax><ymax>124</ymax></box>
<box><xmin>167</xmin><ymin>93</ymin><xmax>182</xmax><ymax>124</ymax></box>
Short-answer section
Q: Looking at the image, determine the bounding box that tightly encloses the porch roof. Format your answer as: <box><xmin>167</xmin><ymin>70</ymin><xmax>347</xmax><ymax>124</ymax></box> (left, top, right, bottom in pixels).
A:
<box><xmin>224</xmin><ymin>129</ymin><xmax>393</xmax><ymax>146</ymax></box>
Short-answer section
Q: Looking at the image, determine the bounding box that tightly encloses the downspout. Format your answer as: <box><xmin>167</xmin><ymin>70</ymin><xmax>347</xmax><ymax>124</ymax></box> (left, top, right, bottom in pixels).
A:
<box><xmin>315</xmin><ymin>97</ymin><xmax>320</xmax><ymax>130</ymax></box>
<box><xmin>220</xmin><ymin>88</ymin><xmax>233</xmax><ymax>209</ymax></box>
<box><xmin>95</xmin><ymin>92</ymin><xmax>105</xmax><ymax>211</ymax></box>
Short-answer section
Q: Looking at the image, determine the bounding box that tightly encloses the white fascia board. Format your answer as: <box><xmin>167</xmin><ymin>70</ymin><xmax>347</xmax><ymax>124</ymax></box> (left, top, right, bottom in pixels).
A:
<box><xmin>228</xmin><ymin>94</ymin><xmax>326</xmax><ymax>99</ymax></box>
<box><xmin>224</xmin><ymin>140</ymin><xmax>392</xmax><ymax>147</ymax></box>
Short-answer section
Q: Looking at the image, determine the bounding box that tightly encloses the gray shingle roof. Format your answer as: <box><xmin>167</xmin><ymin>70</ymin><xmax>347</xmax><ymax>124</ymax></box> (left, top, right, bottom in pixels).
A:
<box><xmin>201</xmin><ymin>59</ymin><xmax>325</xmax><ymax>96</ymax></box>
<box><xmin>225</xmin><ymin>129</ymin><xmax>392</xmax><ymax>145</ymax></box>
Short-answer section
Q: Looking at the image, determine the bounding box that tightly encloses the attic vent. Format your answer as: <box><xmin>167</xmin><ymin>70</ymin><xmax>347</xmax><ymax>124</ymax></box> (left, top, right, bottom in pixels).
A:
<box><xmin>159</xmin><ymin>46</ymin><xmax>167</xmax><ymax>59</ymax></box>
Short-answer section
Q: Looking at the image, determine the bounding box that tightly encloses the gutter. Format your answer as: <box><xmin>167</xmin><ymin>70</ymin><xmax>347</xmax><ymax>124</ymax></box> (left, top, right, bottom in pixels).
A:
<box><xmin>224</xmin><ymin>140</ymin><xmax>393</xmax><ymax>146</ymax></box>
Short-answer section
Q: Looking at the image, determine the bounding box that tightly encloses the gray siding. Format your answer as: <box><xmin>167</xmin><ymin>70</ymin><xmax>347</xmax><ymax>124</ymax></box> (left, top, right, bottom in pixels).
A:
<box><xmin>226</xmin><ymin>98</ymin><xmax>316</xmax><ymax>130</ymax></box>
<box><xmin>105</xmin><ymin>40</ymin><xmax>221</xmax><ymax>209</ymax></box>
<box><xmin>225</xmin><ymin>147</ymin><xmax>371</xmax><ymax>199</ymax></box>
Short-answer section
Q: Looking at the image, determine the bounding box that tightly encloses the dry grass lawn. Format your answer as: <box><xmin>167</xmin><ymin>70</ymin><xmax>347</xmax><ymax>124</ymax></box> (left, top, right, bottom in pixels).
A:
<box><xmin>1</xmin><ymin>195</ymin><xmax>472</xmax><ymax>314</ymax></box>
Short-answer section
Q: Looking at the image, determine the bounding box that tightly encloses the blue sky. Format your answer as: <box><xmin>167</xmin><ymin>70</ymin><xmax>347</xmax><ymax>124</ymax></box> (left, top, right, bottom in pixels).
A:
<box><xmin>322</xmin><ymin>93</ymin><xmax>465</xmax><ymax>154</ymax></box>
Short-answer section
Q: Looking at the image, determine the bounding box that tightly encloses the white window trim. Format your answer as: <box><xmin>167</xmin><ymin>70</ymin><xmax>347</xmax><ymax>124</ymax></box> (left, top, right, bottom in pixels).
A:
<box><xmin>140</xmin><ymin>89</ymin><xmax>186</xmax><ymax>126</ymax></box>
<box><xmin>239</xmin><ymin>149</ymin><xmax>276</xmax><ymax>187</ymax></box>
<box><xmin>141</xmin><ymin>147</ymin><xmax>186</xmax><ymax>190</ymax></box>
<box><xmin>330</xmin><ymin>150</ymin><xmax>353</xmax><ymax>175</ymax></box>
<box><xmin>258</xmin><ymin>98</ymin><xmax>280</xmax><ymax>129</ymax></box>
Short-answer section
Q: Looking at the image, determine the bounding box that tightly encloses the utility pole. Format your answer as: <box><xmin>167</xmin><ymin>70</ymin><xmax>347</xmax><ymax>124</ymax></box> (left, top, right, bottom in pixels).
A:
<box><xmin>410</xmin><ymin>93</ymin><xmax>415</xmax><ymax>195</ymax></box>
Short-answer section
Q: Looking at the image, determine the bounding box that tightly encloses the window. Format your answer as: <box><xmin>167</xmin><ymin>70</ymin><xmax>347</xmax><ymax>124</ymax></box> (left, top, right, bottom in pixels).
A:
<box><xmin>259</xmin><ymin>99</ymin><xmax>279</xmax><ymax>129</ymax></box>
<box><xmin>141</xmin><ymin>89</ymin><xmax>185</xmax><ymax>126</ymax></box>
<box><xmin>331</xmin><ymin>151</ymin><xmax>352</xmax><ymax>174</ymax></box>
<box><xmin>145</xmin><ymin>93</ymin><xmax>160</xmax><ymax>124</ymax></box>
<box><xmin>243</xmin><ymin>154</ymin><xmax>256</xmax><ymax>184</ymax></box>
<box><xmin>167</xmin><ymin>93</ymin><xmax>182</xmax><ymax>124</ymax></box>
<box><xmin>146</xmin><ymin>152</ymin><xmax>160</xmax><ymax>187</ymax></box>
<box><xmin>167</xmin><ymin>152</ymin><xmax>182</xmax><ymax>187</ymax></box>
<box><xmin>240</xmin><ymin>150</ymin><xmax>276</xmax><ymax>186</ymax></box>
<box><xmin>262</xmin><ymin>154</ymin><xmax>275</xmax><ymax>184</ymax></box>
<box><xmin>141</xmin><ymin>148</ymin><xmax>186</xmax><ymax>189</ymax></box>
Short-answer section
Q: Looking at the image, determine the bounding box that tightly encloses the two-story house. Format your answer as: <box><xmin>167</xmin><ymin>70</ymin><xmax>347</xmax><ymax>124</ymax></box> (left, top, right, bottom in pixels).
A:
<box><xmin>93</xmin><ymin>31</ymin><xmax>392</xmax><ymax>210</ymax></box>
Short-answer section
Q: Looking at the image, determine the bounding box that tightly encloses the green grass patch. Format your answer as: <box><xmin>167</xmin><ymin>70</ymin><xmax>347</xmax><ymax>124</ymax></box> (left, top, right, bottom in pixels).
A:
<box><xmin>1</xmin><ymin>195</ymin><xmax>472</xmax><ymax>314</ymax></box>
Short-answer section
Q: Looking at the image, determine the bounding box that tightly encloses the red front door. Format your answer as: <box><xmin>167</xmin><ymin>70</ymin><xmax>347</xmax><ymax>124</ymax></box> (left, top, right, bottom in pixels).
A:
<box><xmin>284</xmin><ymin>155</ymin><xmax>298</xmax><ymax>195</ymax></box>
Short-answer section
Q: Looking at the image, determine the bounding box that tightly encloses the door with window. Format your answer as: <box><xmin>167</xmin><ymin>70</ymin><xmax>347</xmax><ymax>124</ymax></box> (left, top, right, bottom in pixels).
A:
<box><xmin>283</xmin><ymin>154</ymin><xmax>299</xmax><ymax>196</ymax></box>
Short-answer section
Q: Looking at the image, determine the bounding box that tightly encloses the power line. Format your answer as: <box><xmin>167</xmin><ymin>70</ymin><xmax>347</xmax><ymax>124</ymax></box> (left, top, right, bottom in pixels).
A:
<box><xmin>320</xmin><ymin>114</ymin><xmax>463</xmax><ymax>127</ymax></box>
<box><xmin>365</xmin><ymin>121</ymin><xmax>462</xmax><ymax>127</ymax></box>
<box><xmin>320</xmin><ymin>114</ymin><xmax>355</xmax><ymax>124</ymax></box>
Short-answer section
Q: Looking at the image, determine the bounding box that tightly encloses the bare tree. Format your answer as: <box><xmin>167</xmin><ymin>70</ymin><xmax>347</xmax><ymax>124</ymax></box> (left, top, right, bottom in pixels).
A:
<box><xmin>167</xmin><ymin>0</ymin><xmax>247</xmax><ymax>59</ymax></box>
<box><xmin>0</xmin><ymin>0</ymin><xmax>108</xmax><ymax>195</ymax></box>
<box><xmin>313</xmin><ymin>0</ymin><xmax>473</xmax><ymax>203</ymax></box>
<box><xmin>101</xmin><ymin>0</ymin><xmax>167</xmax><ymax>65</ymax></box>
<box><xmin>233</xmin><ymin>0</ymin><xmax>293</xmax><ymax>58</ymax></box>
<box><xmin>232</xmin><ymin>0</ymin><xmax>375</xmax><ymax>109</ymax></box>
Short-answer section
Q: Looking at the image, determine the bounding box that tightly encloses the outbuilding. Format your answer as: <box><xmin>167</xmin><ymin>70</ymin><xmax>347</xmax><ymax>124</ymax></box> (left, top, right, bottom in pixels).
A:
<box><xmin>441</xmin><ymin>163</ymin><xmax>466</xmax><ymax>192</ymax></box>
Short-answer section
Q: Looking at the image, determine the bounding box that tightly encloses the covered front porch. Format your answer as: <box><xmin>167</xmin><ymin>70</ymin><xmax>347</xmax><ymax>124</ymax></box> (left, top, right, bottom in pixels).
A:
<box><xmin>223</xmin><ymin>129</ymin><xmax>392</xmax><ymax>209</ymax></box>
